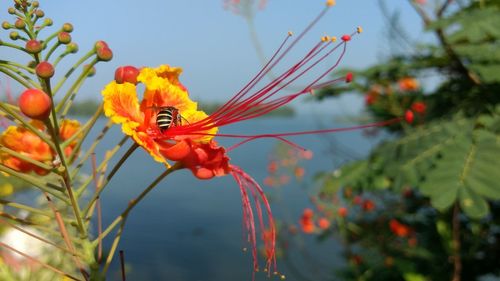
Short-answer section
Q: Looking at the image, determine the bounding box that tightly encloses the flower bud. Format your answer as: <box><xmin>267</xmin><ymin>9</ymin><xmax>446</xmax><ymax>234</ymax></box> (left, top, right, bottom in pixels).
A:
<box><xmin>84</xmin><ymin>64</ymin><xmax>96</xmax><ymax>77</ymax></box>
<box><xmin>34</xmin><ymin>9</ymin><xmax>44</xmax><ymax>18</ymax></box>
<box><xmin>66</xmin><ymin>42</ymin><xmax>78</xmax><ymax>53</ymax></box>
<box><xmin>43</xmin><ymin>18</ymin><xmax>53</xmax><ymax>26</ymax></box>
<box><xmin>32</xmin><ymin>1</ymin><xmax>39</xmax><ymax>8</ymax></box>
<box><xmin>57</xmin><ymin>32</ymin><xmax>71</xmax><ymax>44</ymax></box>
<box><xmin>341</xmin><ymin>35</ymin><xmax>351</xmax><ymax>41</ymax></box>
<box><xmin>404</xmin><ymin>110</ymin><xmax>414</xmax><ymax>124</ymax></box>
<box><xmin>14</xmin><ymin>19</ymin><xmax>25</xmax><ymax>29</ymax></box>
<box><xmin>62</xmin><ymin>23</ymin><xmax>73</xmax><ymax>32</ymax></box>
<box><xmin>94</xmin><ymin>40</ymin><xmax>109</xmax><ymax>51</ymax></box>
<box><xmin>114</xmin><ymin>66</ymin><xmax>140</xmax><ymax>84</ymax></box>
<box><xmin>2</xmin><ymin>21</ymin><xmax>11</xmax><ymax>30</ymax></box>
<box><xmin>19</xmin><ymin>88</ymin><xmax>52</xmax><ymax>120</ymax></box>
<box><xmin>8</xmin><ymin>7</ymin><xmax>16</xmax><ymax>14</ymax></box>
<box><xmin>9</xmin><ymin>31</ymin><xmax>19</xmax><ymax>40</ymax></box>
<box><xmin>36</xmin><ymin>61</ymin><xmax>55</xmax><ymax>79</ymax></box>
<box><xmin>96</xmin><ymin>46</ymin><xmax>113</xmax><ymax>61</ymax></box>
<box><xmin>25</xmin><ymin>39</ymin><xmax>42</xmax><ymax>53</ymax></box>
<box><xmin>345</xmin><ymin>72</ymin><xmax>353</xmax><ymax>83</ymax></box>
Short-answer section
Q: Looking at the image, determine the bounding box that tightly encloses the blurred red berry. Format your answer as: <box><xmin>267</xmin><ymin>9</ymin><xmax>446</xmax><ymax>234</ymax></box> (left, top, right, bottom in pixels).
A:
<box><xmin>411</xmin><ymin>101</ymin><xmax>426</xmax><ymax>114</ymax></box>
<box><xmin>362</xmin><ymin>199</ymin><xmax>375</xmax><ymax>212</ymax></box>
<box><xmin>317</xmin><ymin>217</ymin><xmax>330</xmax><ymax>230</ymax></box>
<box><xmin>405</xmin><ymin>110</ymin><xmax>414</xmax><ymax>124</ymax></box>
<box><xmin>345</xmin><ymin>72</ymin><xmax>353</xmax><ymax>83</ymax></box>
<box><xmin>19</xmin><ymin>89</ymin><xmax>52</xmax><ymax>120</ymax></box>
<box><xmin>338</xmin><ymin>207</ymin><xmax>348</xmax><ymax>217</ymax></box>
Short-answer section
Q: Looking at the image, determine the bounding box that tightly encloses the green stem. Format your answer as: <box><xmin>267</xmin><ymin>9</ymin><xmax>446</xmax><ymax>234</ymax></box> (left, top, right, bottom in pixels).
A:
<box><xmin>53</xmin><ymin>50</ymin><xmax>95</xmax><ymax>95</ymax></box>
<box><xmin>57</xmin><ymin>73</ymin><xmax>88</xmax><ymax>115</ymax></box>
<box><xmin>42</xmin><ymin>78</ymin><xmax>87</xmax><ymax>238</ymax></box>
<box><xmin>0</xmin><ymin>66</ymin><xmax>39</xmax><ymax>89</ymax></box>
<box><xmin>82</xmin><ymin>142</ymin><xmax>139</xmax><ymax>218</ymax></box>
<box><xmin>74</xmin><ymin>136</ymin><xmax>128</xmax><ymax>198</ymax></box>
<box><xmin>56</xmin><ymin>59</ymin><xmax>98</xmax><ymax>113</ymax></box>
<box><xmin>71</xmin><ymin>120</ymin><xmax>116</xmax><ymax>180</ymax></box>
<box><xmin>0</xmin><ymin>59</ymin><xmax>35</xmax><ymax>74</ymax></box>
<box><xmin>0</xmin><ymin>41</ymin><xmax>26</xmax><ymax>52</ymax></box>
<box><xmin>99</xmin><ymin>164</ymin><xmax>181</xmax><ymax>275</ymax></box>
<box><xmin>0</xmin><ymin>164</ymin><xmax>68</xmax><ymax>202</ymax></box>
<box><xmin>44</xmin><ymin>41</ymin><xmax>62</xmax><ymax>62</ymax></box>
<box><xmin>0</xmin><ymin>199</ymin><xmax>54</xmax><ymax>218</ymax></box>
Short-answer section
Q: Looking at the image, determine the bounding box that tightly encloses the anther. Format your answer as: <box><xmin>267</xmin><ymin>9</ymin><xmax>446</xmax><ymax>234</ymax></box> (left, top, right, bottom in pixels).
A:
<box><xmin>331</xmin><ymin>36</ymin><xmax>337</xmax><ymax>42</ymax></box>
<box><xmin>326</xmin><ymin>0</ymin><xmax>335</xmax><ymax>7</ymax></box>
<box><xmin>357</xmin><ymin>26</ymin><xmax>363</xmax><ymax>33</ymax></box>
<box><xmin>341</xmin><ymin>34</ymin><xmax>351</xmax><ymax>41</ymax></box>
<box><xmin>287</xmin><ymin>31</ymin><xmax>293</xmax><ymax>36</ymax></box>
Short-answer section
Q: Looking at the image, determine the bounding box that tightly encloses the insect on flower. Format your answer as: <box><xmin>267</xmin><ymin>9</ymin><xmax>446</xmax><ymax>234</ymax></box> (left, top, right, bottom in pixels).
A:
<box><xmin>102</xmin><ymin>0</ymin><xmax>402</xmax><ymax>277</ymax></box>
<box><xmin>155</xmin><ymin>106</ymin><xmax>183</xmax><ymax>131</ymax></box>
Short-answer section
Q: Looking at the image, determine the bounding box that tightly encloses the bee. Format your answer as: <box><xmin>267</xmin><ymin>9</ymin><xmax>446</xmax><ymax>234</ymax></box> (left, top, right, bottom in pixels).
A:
<box><xmin>156</xmin><ymin>106</ymin><xmax>183</xmax><ymax>131</ymax></box>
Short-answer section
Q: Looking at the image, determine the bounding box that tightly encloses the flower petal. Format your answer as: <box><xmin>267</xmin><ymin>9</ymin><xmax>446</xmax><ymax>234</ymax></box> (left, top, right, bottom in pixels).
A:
<box><xmin>102</xmin><ymin>81</ymin><xmax>144</xmax><ymax>136</ymax></box>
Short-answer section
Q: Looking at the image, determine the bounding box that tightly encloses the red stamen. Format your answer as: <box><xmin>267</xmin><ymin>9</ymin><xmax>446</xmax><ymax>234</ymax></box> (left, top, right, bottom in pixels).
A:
<box><xmin>231</xmin><ymin>165</ymin><xmax>277</xmax><ymax>275</ymax></box>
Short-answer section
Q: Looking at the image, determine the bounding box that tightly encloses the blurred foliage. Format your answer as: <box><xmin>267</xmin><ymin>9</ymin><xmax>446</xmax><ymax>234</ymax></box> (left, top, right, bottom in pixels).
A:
<box><xmin>310</xmin><ymin>0</ymin><xmax>500</xmax><ymax>280</ymax></box>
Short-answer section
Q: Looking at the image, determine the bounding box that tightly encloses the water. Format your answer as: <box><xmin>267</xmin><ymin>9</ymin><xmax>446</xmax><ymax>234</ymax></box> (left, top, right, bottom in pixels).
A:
<box><xmin>81</xmin><ymin>116</ymin><xmax>385</xmax><ymax>281</ymax></box>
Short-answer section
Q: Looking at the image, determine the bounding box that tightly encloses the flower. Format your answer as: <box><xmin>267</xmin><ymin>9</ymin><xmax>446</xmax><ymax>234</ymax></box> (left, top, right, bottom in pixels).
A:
<box><xmin>101</xmin><ymin>2</ymin><xmax>402</xmax><ymax>274</ymax></box>
<box><xmin>411</xmin><ymin>101</ymin><xmax>426</xmax><ymax>114</ymax></box>
<box><xmin>224</xmin><ymin>0</ymin><xmax>267</xmax><ymax>17</ymax></box>
<box><xmin>398</xmin><ymin>77</ymin><xmax>419</xmax><ymax>92</ymax></box>
<box><xmin>389</xmin><ymin>219</ymin><xmax>412</xmax><ymax>237</ymax></box>
<box><xmin>317</xmin><ymin>217</ymin><xmax>330</xmax><ymax>229</ymax></box>
<box><xmin>0</xmin><ymin>120</ymin><xmax>81</xmax><ymax>175</ymax></box>
<box><xmin>299</xmin><ymin>208</ymin><xmax>315</xmax><ymax>234</ymax></box>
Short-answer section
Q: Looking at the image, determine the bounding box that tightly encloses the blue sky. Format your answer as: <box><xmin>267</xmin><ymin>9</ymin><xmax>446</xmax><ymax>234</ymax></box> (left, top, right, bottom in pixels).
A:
<box><xmin>1</xmin><ymin>0</ymin><xmax>425</xmax><ymax>114</ymax></box>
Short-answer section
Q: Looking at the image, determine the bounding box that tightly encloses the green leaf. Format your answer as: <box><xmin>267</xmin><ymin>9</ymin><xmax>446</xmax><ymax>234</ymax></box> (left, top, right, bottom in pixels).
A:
<box><xmin>459</xmin><ymin>186</ymin><xmax>489</xmax><ymax>219</ymax></box>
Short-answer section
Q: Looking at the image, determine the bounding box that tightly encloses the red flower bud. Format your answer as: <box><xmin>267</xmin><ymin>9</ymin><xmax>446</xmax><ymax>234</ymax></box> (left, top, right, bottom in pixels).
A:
<box><xmin>19</xmin><ymin>89</ymin><xmax>52</xmax><ymax>120</ymax></box>
<box><xmin>345</xmin><ymin>72</ymin><xmax>353</xmax><ymax>83</ymax></box>
<box><xmin>57</xmin><ymin>32</ymin><xmax>71</xmax><ymax>44</ymax></box>
<box><xmin>25</xmin><ymin>39</ymin><xmax>42</xmax><ymax>54</ymax></box>
<box><xmin>341</xmin><ymin>34</ymin><xmax>351</xmax><ymax>41</ymax></box>
<box><xmin>411</xmin><ymin>101</ymin><xmax>426</xmax><ymax>114</ymax></box>
<box><xmin>94</xmin><ymin>40</ymin><xmax>109</xmax><ymax>51</ymax></box>
<box><xmin>84</xmin><ymin>64</ymin><xmax>96</xmax><ymax>77</ymax></box>
<box><xmin>35</xmin><ymin>61</ymin><xmax>55</xmax><ymax>79</ymax></box>
<box><xmin>337</xmin><ymin>207</ymin><xmax>348</xmax><ymax>217</ymax></box>
<box><xmin>96</xmin><ymin>46</ymin><xmax>113</xmax><ymax>61</ymax></box>
<box><xmin>114</xmin><ymin>66</ymin><xmax>140</xmax><ymax>84</ymax></box>
<box><xmin>404</xmin><ymin>110</ymin><xmax>414</xmax><ymax>124</ymax></box>
<box><xmin>14</xmin><ymin>19</ymin><xmax>25</xmax><ymax>29</ymax></box>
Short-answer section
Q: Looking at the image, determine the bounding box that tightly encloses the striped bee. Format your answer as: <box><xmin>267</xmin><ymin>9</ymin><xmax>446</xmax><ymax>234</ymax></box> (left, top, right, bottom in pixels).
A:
<box><xmin>156</xmin><ymin>106</ymin><xmax>183</xmax><ymax>131</ymax></box>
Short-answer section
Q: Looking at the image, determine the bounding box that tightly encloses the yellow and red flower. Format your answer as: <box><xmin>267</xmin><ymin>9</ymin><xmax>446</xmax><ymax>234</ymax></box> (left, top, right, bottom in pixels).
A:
<box><xmin>0</xmin><ymin>120</ymin><xmax>81</xmax><ymax>175</ymax></box>
<box><xmin>101</xmin><ymin>3</ymin><xmax>401</xmax><ymax>274</ymax></box>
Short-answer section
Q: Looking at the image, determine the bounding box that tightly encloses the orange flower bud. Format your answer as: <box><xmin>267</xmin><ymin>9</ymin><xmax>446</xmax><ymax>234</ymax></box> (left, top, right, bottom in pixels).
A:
<box><xmin>14</xmin><ymin>19</ymin><xmax>25</xmax><ymax>29</ymax></box>
<box><xmin>96</xmin><ymin>46</ymin><xmax>113</xmax><ymax>61</ymax></box>
<box><xmin>114</xmin><ymin>66</ymin><xmax>140</xmax><ymax>85</ymax></box>
<box><xmin>35</xmin><ymin>61</ymin><xmax>55</xmax><ymax>79</ymax></box>
<box><xmin>25</xmin><ymin>39</ymin><xmax>42</xmax><ymax>54</ymax></box>
<box><xmin>19</xmin><ymin>89</ymin><xmax>52</xmax><ymax>120</ymax></box>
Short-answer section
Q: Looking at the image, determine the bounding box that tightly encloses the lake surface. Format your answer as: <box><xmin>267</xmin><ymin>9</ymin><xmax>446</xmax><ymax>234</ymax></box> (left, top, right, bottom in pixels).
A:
<box><xmin>83</xmin><ymin>115</ymin><xmax>385</xmax><ymax>281</ymax></box>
